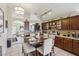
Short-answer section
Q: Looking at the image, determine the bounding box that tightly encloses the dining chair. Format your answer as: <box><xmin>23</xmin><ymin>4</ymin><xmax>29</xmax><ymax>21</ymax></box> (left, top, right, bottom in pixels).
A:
<box><xmin>30</xmin><ymin>33</ymin><xmax>35</xmax><ymax>38</ymax></box>
<box><xmin>28</xmin><ymin>37</ymin><xmax>37</xmax><ymax>45</ymax></box>
<box><xmin>29</xmin><ymin>33</ymin><xmax>37</xmax><ymax>44</ymax></box>
<box><xmin>36</xmin><ymin>33</ymin><xmax>40</xmax><ymax>39</ymax></box>
<box><xmin>23</xmin><ymin>43</ymin><xmax>36</xmax><ymax>56</ymax></box>
<box><xmin>43</xmin><ymin>33</ymin><xmax>48</xmax><ymax>39</ymax></box>
<box><xmin>49</xmin><ymin>34</ymin><xmax>55</xmax><ymax>53</ymax></box>
<box><xmin>37</xmin><ymin>38</ymin><xmax>53</xmax><ymax>56</ymax></box>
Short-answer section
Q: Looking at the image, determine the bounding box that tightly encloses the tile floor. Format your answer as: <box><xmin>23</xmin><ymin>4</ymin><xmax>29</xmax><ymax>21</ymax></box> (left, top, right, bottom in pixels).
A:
<box><xmin>5</xmin><ymin>46</ymin><xmax>76</xmax><ymax>56</ymax></box>
<box><xmin>52</xmin><ymin>47</ymin><xmax>75</xmax><ymax>56</ymax></box>
<box><xmin>26</xmin><ymin>47</ymin><xmax>76</xmax><ymax>56</ymax></box>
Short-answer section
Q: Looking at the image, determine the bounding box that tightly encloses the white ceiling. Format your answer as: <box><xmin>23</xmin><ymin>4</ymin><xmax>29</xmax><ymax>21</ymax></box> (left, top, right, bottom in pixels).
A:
<box><xmin>7</xmin><ymin>3</ymin><xmax>79</xmax><ymax>22</ymax></box>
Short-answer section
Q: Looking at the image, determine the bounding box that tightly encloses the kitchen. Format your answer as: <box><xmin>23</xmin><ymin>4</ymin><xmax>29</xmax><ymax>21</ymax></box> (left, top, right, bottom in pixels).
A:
<box><xmin>0</xmin><ymin>3</ymin><xmax>79</xmax><ymax>56</ymax></box>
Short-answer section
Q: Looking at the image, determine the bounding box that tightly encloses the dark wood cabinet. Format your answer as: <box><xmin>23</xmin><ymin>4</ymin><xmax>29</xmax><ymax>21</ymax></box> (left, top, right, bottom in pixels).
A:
<box><xmin>55</xmin><ymin>36</ymin><xmax>79</xmax><ymax>55</ymax></box>
<box><xmin>55</xmin><ymin>36</ymin><xmax>64</xmax><ymax>49</ymax></box>
<box><xmin>42</xmin><ymin>23</ymin><xmax>44</xmax><ymax>30</ymax></box>
<box><xmin>73</xmin><ymin>40</ymin><xmax>79</xmax><ymax>55</ymax></box>
<box><xmin>62</xmin><ymin>18</ymin><xmax>70</xmax><ymax>30</ymax></box>
<box><xmin>42</xmin><ymin>23</ymin><xmax>47</xmax><ymax>30</ymax></box>
<box><xmin>70</xmin><ymin>16</ymin><xmax>78</xmax><ymax>30</ymax></box>
<box><xmin>42</xmin><ymin>15</ymin><xmax>79</xmax><ymax>31</ymax></box>
<box><xmin>75</xmin><ymin>16</ymin><xmax>79</xmax><ymax>30</ymax></box>
<box><xmin>77</xmin><ymin>19</ymin><xmax>79</xmax><ymax>30</ymax></box>
<box><xmin>55</xmin><ymin>36</ymin><xmax>59</xmax><ymax>46</ymax></box>
<box><xmin>44</xmin><ymin>23</ymin><xmax>47</xmax><ymax>30</ymax></box>
<box><xmin>69</xmin><ymin>15</ymin><xmax>79</xmax><ymax>30</ymax></box>
<box><xmin>63</xmin><ymin>38</ymin><xmax>73</xmax><ymax>52</ymax></box>
<box><xmin>56</xmin><ymin>20</ymin><xmax>62</xmax><ymax>30</ymax></box>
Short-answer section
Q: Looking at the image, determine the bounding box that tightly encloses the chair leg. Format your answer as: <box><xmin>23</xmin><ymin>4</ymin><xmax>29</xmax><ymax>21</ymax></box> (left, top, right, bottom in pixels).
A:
<box><xmin>46</xmin><ymin>53</ymin><xmax>52</xmax><ymax>56</ymax></box>
<box><xmin>24</xmin><ymin>52</ymin><xmax>28</xmax><ymax>56</ymax></box>
<box><xmin>50</xmin><ymin>52</ymin><xmax>52</xmax><ymax>56</ymax></box>
<box><xmin>52</xmin><ymin>46</ymin><xmax>54</xmax><ymax>53</ymax></box>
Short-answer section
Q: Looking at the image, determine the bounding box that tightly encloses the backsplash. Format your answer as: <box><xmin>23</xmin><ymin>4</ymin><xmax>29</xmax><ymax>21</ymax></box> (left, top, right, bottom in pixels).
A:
<box><xmin>46</xmin><ymin>29</ymin><xmax>79</xmax><ymax>38</ymax></box>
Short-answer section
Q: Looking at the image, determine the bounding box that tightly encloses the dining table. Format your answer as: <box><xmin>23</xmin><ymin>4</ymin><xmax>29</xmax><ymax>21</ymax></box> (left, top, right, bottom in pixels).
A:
<box><xmin>27</xmin><ymin>37</ymin><xmax>48</xmax><ymax>56</ymax></box>
<box><xmin>28</xmin><ymin>37</ymin><xmax>44</xmax><ymax>48</ymax></box>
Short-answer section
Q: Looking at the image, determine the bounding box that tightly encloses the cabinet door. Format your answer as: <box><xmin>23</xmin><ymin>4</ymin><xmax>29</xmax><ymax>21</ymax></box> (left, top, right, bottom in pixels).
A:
<box><xmin>70</xmin><ymin>16</ymin><xmax>78</xmax><ymax>30</ymax></box>
<box><xmin>73</xmin><ymin>40</ymin><xmax>79</xmax><ymax>55</ymax></box>
<box><xmin>76</xmin><ymin>16</ymin><xmax>79</xmax><ymax>30</ymax></box>
<box><xmin>56</xmin><ymin>20</ymin><xmax>62</xmax><ymax>30</ymax></box>
<box><xmin>42</xmin><ymin>23</ymin><xmax>47</xmax><ymax>30</ymax></box>
<box><xmin>62</xmin><ymin>18</ymin><xmax>70</xmax><ymax>30</ymax></box>
<box><xmin>42</xmin><ymin>23</ymin><xmax>44</xmax><ymax>30</ymax></box>
<box><xmin>63</xmin><ymin>38</ymin><xmax>73</xmax><ymax>52</ymax></box>
<box><xmin>44</xmin><ymin>23</ymin><xmax>46</xmax><ymax>30</ymax></box>
<box><xmin>77</xmin><ymin>19</ymin><xmax>79</xmax><ymax>30</ymax></box>
<box><xmin>55</xmin><ymin>36</ymin><xmax>59</xmax><ymax>46</ymax></box>
<box><xmin>55</xmin><ymin>36</ymin><xmax>64</xmax><ymax>49</ymax></box>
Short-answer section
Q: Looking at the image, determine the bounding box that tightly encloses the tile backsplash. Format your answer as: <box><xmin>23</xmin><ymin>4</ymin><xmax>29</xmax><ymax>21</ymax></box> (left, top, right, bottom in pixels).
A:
<box><xmin>46</xmin><ymin>29</ymin><xmax>79</xmax><ymax>38</ymax></box>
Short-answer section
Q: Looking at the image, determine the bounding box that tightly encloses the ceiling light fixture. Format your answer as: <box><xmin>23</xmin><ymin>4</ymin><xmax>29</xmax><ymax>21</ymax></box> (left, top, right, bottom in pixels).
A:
<box><xmin>15</xmin><ymin>7</ymin><xmax>24</xmax><ymax>15</ymax></box>
<box><xmin>48</xmin><ymin>11</ymin><xmax>52</xmax><ymax>15</ymax></box>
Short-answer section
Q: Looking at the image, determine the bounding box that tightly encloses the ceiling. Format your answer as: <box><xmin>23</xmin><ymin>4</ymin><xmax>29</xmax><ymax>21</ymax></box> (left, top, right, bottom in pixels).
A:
<box><xmin>7</xmin><ymin>3</ymin><xmax>79</xmax><ymax>22</ymax></box>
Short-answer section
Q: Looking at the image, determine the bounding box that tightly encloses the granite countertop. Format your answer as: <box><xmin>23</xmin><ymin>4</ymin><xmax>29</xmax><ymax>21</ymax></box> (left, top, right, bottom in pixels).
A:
<box><xmin>55</xmin><ymin>35</ymin><xmax>79</xmax><ymax>40</ymax></box>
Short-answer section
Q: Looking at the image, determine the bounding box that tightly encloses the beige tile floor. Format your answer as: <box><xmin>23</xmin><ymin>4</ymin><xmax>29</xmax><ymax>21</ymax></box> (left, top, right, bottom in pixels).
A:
<box><xmin>5</xmin><ymin>46</ymin><xmax>76</xmax><ymax>56</ymax></box>
<box><xmin>52</xmin><ymin>47</ymin><xmax>75</xmax><ymax>56</ymax></box>
<box><xmin>25</xmin><ymin>47</ymin><xmax>76</xmax><ymax>56</ymax></box>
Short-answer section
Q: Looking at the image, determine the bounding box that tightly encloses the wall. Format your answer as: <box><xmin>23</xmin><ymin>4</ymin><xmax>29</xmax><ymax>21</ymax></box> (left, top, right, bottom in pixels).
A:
<box><xmin>0</xmin><ymin>3</ymin><xmax>7</xmax><ymax>56</ymax></box>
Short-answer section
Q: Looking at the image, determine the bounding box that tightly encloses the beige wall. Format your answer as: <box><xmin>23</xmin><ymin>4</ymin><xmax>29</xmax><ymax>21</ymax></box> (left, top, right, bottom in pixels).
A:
<box><xmin>0</xmin><ymin>3</ymin><xmax>7</xmax><ymax>56</ymax></box>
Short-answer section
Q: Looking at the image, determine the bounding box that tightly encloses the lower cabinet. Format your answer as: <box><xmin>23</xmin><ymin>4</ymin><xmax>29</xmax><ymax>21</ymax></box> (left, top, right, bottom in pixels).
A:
<box><xmin>73</xmin><ymin>40</ymin><xmax>79</xmax><ymax>55</ymax></box>
<box><xmin>63</xmin><ymin>38</ymin><xmax>73</xmax><ymax>52</ymax></box>
<box><xmin>55</xmin><ymin>36</ymin><xmax>64</xmax><ymax>49</ymax></box>
<box><xmin>55</xmin><ymin>36</ymin><xmax>79</xmax><ymax>55</ymax></box>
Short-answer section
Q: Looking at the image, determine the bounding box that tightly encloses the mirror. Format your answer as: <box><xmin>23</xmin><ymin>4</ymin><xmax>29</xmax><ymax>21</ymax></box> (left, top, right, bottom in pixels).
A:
<box><xmin>0</xmin><ymin>8</ymin><xmax>4</xmax><ymax>33</ymax></box>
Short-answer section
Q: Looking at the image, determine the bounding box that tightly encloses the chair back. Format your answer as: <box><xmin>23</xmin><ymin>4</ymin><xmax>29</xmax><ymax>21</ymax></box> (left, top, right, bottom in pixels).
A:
<box><xmin>49</xmin><ymin>34</ymin><xmax>55</xmax><ymax>46</ymax></box>
<box><xmin>44</xmin><ymin>38</ymin><xmax>53</xmax><ymax>55</ymax></box>
<box><xmin>36</xmin><ymin>33</ymin><xmax>40</xmax><ymax>39</ymax></box>
<box><xmin>30</xmin><ymin>33</ymin><xmax>35</xmax><ymax>37</ymax></box>
<box><xmin>29</xmin><ymin>37</ymin><xmax>36</xmax><ymax>44</ymax></box>
<box><xmin>43</xmin><ymin>33</ymin><xmax>48</xmax><ymax>38</ymax></box>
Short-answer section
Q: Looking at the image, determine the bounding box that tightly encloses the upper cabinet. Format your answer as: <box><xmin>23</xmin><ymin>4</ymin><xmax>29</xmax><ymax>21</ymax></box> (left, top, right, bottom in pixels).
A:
<box><xmin>62</xmin><ymin>18</ymin><xmax>70</xmax><ymax>30</ymax></box>
<box><xmin>42</xmin><ymin>15</ymin><xmax>79</xmax><ymax>31</ymax></box>
<box><xmin>56</xmin><ymin>20</ymin><xmax>62</xmax><ymax>30</ymax></box>
<box><xmin>70</xmin><ymin>16</ymin><xmax>77</xmax><ymax>30</ymax></box>
<box><xmin>42</xmin><ymin>22</ymin><xmax>48</xmax><ymax>30</ymax></box>
<box><xmin>70</xmin><ymin>16</ymin><xmax>79</xmax><ymax>30</ymax></box>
